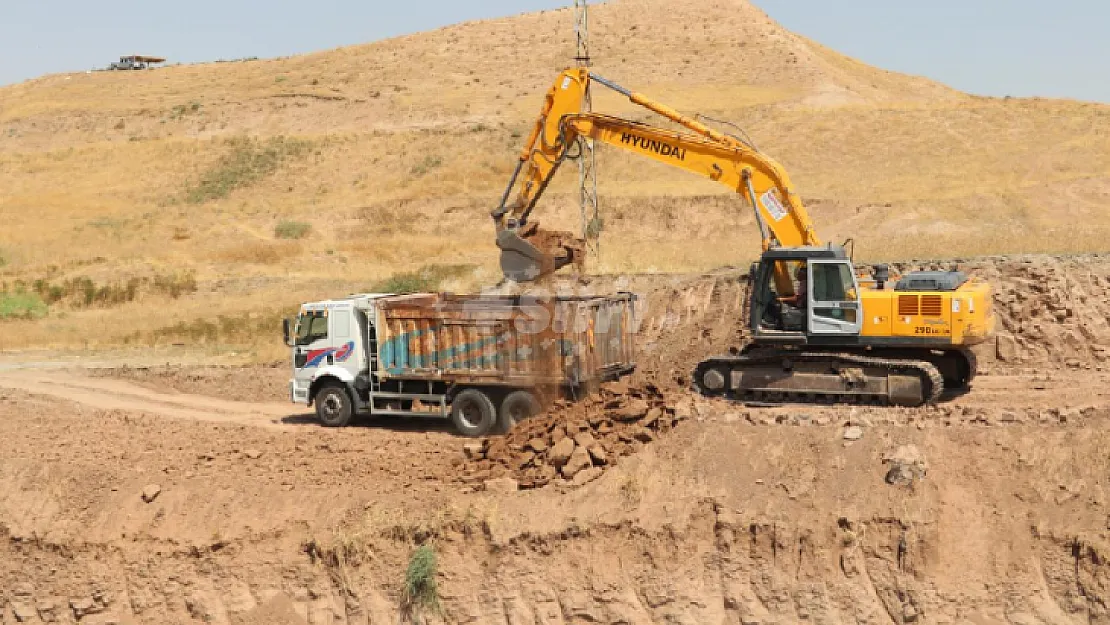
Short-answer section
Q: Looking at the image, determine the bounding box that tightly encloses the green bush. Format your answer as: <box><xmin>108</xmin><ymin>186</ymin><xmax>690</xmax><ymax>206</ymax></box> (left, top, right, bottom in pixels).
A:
<box><xmin>410</xmin><ymin>155</ymin><xmax>444</xmax><ymax>176</ymax></box>
<box><xmin>401</xmin><ymin>545</ymin><xmax>441</xmax><ymax>618</ymax></box>
<box><xmin>184</xmin><ymin>136</ymin><xmax>311</xmax><ymax>204</ymax></box>
<box><xmin>371</xmin><ymin>264</ymin><xmax>474</xmax><ymax>294</ymax></box>
<box><xmin>144</xmin><ymin>310</ymin><xmax>285</xmax><ymax>345</ymax></box>
<box><xmin>0</xmin><ymin>291</ymin><xmax>47</xmax><ymax>320</ymax></box>
<box><xmin>3</xmin><ymin>272</ymin><xmax>198</xmax><ymax>311</ymax></box>
<box><xmin>274</xmin><ymin>220</ymin><xmax>312</xmax><ymax>240</ymax></box>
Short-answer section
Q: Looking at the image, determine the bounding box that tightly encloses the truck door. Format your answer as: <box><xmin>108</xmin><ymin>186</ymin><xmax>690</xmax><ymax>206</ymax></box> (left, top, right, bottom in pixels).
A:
<box><xmin>807</xmin><ymin>260</ymin><xmax>863</xmax><ymax>336</ymax></box>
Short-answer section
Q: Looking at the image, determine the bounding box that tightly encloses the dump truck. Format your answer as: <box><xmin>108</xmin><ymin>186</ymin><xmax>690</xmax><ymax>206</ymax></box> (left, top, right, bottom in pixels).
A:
<box><xmin>284</xmin><ymin>292</ymin><xmax>637</xmax><ymax>436</ymax></box>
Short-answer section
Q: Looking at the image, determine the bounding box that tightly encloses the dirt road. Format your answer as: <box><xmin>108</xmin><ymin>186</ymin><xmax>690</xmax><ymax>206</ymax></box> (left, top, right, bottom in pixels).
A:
<box><xmin>0</xmin><ymin>368</ymin><xmax>296</xmax><ymax>429</ymax></box>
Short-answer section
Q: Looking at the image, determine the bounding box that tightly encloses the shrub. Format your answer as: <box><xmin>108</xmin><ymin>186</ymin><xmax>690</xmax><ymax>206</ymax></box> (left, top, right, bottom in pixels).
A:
<box><xmin>274</xmin><ymin>220</ymin><xmax>312</xmax><ymax>240</ymax></box>
<box><xmin>401</xmin><ymin>545</ymin><xmax>441</xmax><ymax>618</ymax></box>
<box><xmin>145</xmin><ymin>310</ymin><xmax>285</xmax><ymax>345</ymax></box>
<box><xmin>0</xmin><ymin>291</ymin><xmax>47</xmax><ymax>320</ymax></box>
<box><xmin>184</xmin><ymin>136</ymin><xmax>311</xmax><ymax>204</ymax></box>
<box><xmin>371</xmin><ymin>264</ymin><xmax>474</xmax><ymax>294</ymax></box>
<box><xmin>410</xmin><ymin>155</ymin><xmax>444</xmax><ymax>176</ymax></box>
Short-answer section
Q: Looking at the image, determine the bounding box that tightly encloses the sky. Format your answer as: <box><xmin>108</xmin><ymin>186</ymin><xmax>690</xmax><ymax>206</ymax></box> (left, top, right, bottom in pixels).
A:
<box><xmin>1</xmin><ymin>0</ymin><xmax>1106</xmax><ymax>103</ymax></box>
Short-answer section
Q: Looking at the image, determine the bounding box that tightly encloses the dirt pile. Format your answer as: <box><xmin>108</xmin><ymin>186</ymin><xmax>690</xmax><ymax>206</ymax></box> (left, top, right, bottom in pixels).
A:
<box><xmin>983</xmin><ymin>255</ymin><xmax>1110</xmax><ymax>365</ymax></box>
<box><xmin>459</xmin><ymin>381</ymin><xmax>687</xmax><ymax>489</ymax></box>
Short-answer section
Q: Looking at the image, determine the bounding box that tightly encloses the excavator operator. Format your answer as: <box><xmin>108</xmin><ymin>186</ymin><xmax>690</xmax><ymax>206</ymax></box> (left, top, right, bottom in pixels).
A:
<box><xmin>779</xmin><ymin>266</ymin><xmax>808</xmax><ymax>310</ymax></box>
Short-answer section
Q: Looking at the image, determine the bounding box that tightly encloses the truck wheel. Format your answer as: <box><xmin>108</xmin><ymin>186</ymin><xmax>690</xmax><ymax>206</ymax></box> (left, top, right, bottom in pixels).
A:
<box><xmin>450</xmin><ymin>389</ymin><xmax>497</xmax><ymax>437</ymax></box>
<box><xmin>499</xmin><ymin>390</ymin><xmax>542</xmax><ymax>433</ymax></box>
<box><xmin>315</xmin><ymin>384</ymin><xmax>353</xmax><ymax>427</ymax></box>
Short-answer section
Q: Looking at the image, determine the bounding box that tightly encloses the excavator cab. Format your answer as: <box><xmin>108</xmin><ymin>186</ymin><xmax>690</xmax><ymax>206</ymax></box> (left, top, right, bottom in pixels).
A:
<box><xmin>750</xmin><ymin>246</ymin><xmax>862</xmax><ymax>340</ymax></box>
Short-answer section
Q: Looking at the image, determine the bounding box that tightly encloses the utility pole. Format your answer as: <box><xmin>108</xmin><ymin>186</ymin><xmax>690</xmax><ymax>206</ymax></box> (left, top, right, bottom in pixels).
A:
<box><xmin>574</xmin><ymin>0</ymin><xmax>601</xmax><ymax>258</ymax></box>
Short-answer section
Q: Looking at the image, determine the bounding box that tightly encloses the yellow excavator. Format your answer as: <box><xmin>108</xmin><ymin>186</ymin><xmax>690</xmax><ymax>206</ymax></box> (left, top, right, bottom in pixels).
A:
<box><xmin>492</xmin><ymin>68</ymin><xmax>995</xmax><ymax>406</ymax></box>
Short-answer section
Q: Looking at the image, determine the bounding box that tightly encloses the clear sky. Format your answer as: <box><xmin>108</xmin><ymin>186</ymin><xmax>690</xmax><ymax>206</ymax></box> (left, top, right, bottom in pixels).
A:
<box><xmin>1</xmin><ymin>1</ymin><xmax>1106</xmax><ymax>103</ymax></box>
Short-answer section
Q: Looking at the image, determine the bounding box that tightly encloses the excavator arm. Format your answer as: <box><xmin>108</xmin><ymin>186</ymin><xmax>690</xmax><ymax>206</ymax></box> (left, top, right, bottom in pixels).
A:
<box><xmin>493</xmin><ymin>69</ymin><xmax>821</xmax><ymax>282</ymax></box>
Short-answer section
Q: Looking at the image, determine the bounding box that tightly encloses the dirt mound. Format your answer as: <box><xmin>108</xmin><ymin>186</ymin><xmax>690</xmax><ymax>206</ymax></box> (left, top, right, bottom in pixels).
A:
<box><xmin>460</xmin><ymin>381</ymin><xmax>685</xmax><ymax>489</ymax></box>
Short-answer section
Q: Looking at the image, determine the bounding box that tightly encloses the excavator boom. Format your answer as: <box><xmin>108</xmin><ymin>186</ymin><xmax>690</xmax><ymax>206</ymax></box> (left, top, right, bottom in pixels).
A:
<box><xmin>493</xmin><ymin>69</ymin><xmax>820</xmax><ymax>282</ymax></box>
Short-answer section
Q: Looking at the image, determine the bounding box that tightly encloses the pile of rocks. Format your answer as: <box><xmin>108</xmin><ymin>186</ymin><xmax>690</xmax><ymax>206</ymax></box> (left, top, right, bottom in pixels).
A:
<box><xmin>459</xmin><ymin>382</ymin><xmax>686</xmax><ymax>490</ymax></box>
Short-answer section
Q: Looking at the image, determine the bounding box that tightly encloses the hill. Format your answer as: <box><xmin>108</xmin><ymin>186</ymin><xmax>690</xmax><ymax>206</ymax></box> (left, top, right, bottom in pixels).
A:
<box><xmin>2</xmin><ymin>0</ymin><xmax>1109</xmax><ymax>356</ymax></box>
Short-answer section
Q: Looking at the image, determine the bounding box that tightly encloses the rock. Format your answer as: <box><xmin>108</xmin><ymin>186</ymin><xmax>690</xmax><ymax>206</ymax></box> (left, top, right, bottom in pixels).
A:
<box><xmin>485</xmin><ymin>477</ymin><xmax>519</xmax><ymax>494</ymax></box>
<box><xmin>884</xmin><ymin>444</ymin><xmax>927</xmax><ymax>486</ymax></box>
<box><xmin>141</xmin><ymin>484</ymin><xmax>162</xmax><ymax>503</ymax></box>
<box><xmin>243</xmin><ymin>449</ymin><xmax>263</xmax><ymax>460</ymax></box>
<box><xmin>526</xmin><ymin>438</ymin><xmax>548</xmax><ymax>453</ymax></box>
<box><xmin>462</xmin><ymin>443</ymin><xmax>486</xmax><ymax>460</ymax></box>
<box><xmin>572</xmin><ymin>467</ymin><xmax>604</xmax><ymax>486</ymax></box>
<box><xmin>560</xmin><ymin>446</ymin><xmax>593</xmax><ymax>479</ymax></box>
<box><xmin>631</xmin><ymin>427</ymin><xmax>654</xmax><ymax>443</ymax></box>
<box><xmin>587</xmin><ymin>444</ymin><xmax>608</xmax><ymax>466</ymax></box>
<box><xmin>11</xmin><ymin>601</ymin><xmax>36</xmax><ymax>622</ymax></box>
<box><xmin>640</xmin><ymin>407</ymin><xmax>663</xmax><ymax>427</ymax></box>
<box><xmin>902</xmin><ymin>603</ymin><xmax>919</xmax><ymax>622</ymax></box>
<box><xmin>614</xmin><ymin>399</ymin><xmax>649</xmax><ymax>422</ymax></box>
<box><xmin>12</xmin><ymin>582</ymin><xmax>34</xmax><ymax>597</ymax></box>
<box><xmin>840</xmin><ymin>552</ymin><xmax>861</xmax><ymax>577</ymax></box>
<box><xmin>573</xmin><ymin>431</ymin><xmax>597</xmax><ymax>448</ymax></box>
<box><xmin>843</xmin><ymin>426</ymin><xmax>864</xmax><ymax>441</ymax></box>
<box><xmin>548</xmin><ymin>437</ymin><xmax>577</xmax><ymax>467</ymax></box>
<box><xmin>36</xmin><ymin>601</ymin><xmax>59</xmax><ymax>623</ymax></box>
<box><xmin>70</xmin><ymin>597</ymin><xmax>100</xmax><ymax>618</ymax></box>
<box><xmin>996</xmin><ymin>334</ymin><xmax>1019</xmax><ymax>362</ymax></box>
<box><xmin>185</xmin><ymin>591</ymin><xmax>230</xmax><ymax>625</ymax></box>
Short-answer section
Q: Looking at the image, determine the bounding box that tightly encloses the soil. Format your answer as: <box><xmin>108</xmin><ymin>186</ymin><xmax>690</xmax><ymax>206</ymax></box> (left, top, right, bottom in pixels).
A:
<box><xmin>2</xmin><ymin>254</ymin><xmax>1110</xmax><ymax>625</ymax></box>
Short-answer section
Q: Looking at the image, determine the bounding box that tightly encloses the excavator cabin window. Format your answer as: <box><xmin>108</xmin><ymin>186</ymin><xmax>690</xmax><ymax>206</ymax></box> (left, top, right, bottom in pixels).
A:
<box><xmin>810</xmin><ymin>262</ymin><xmax>859</xmax><ymax>325</ymax></box>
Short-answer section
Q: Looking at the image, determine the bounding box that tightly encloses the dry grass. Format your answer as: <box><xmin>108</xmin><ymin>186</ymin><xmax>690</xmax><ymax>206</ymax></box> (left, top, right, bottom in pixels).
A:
<box><xmin>2</xmin><ymin>0</ymin><xmax>1109</xmax><ymax>358</ymax></box>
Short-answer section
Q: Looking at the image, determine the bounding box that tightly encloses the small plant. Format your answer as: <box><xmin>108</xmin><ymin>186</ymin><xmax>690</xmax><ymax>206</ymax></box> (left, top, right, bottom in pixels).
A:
<box><xmin>151</xmin><ymin>272</ymin><xmax>198</xmax><ymax>299</ymax></box>
<box><xmin>274</xmin><ymin>220</ymin><xmax>312</xmax><ymax>240</ymax></box>
<box><xmin>410</xmin><ymin>155</ymin><xmax>444</xmax><ymax>176</ymax></box>
<box><xmin>0</xmin><ymin>291</ymin><xmax>47</xmax><ymax>320</ymax></box>
<box><xmin>371</xmin><ymin>264</ymin><xmax>474</xmax><ymax>294</ymax></box>
<box><xmin>401</xmin><ymin>544</ymin><xmax>442</xmax><ymax>621</ymax></box>
<box><xmin>183</xmin><ymin>136</ymin><xmax>312</xmax><ymax>204</ymax></box>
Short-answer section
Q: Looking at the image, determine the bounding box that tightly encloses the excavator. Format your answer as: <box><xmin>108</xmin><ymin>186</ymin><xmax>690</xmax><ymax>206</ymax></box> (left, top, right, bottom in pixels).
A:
<box><xmin>491</xmin><ymin>68</ymin><xmax>996</xmax><ymax>406</ymax></box>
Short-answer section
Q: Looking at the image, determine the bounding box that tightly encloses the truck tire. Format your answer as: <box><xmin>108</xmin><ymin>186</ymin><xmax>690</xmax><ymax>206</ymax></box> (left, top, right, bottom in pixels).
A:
<box><xmin>499</xmin><ymin>390</ymin><xmax>542</xmax><ymax>433</ymax></box>
<box><xmin>315</xmin><ymin>384</ymin><xmax>353</xmax><ymax>427</ymax></box>
<box><xmin>450</xmin><ymin>389</ymin><xmax>497</xmax><ymax>437</ymax></box>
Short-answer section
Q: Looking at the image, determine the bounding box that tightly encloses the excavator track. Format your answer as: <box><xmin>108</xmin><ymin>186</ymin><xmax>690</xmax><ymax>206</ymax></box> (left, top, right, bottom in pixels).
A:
<box><xmin>692</xmin><ymin>350</ymin><xmax>944</xmax><ymax>407</ymax></box>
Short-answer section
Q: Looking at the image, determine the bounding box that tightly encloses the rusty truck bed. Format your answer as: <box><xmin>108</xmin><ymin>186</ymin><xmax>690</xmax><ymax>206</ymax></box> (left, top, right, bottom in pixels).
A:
<box><xmin>373</xmin><ymin>293</ymin><xmax>636</xmax><ymax>387</ymax></box>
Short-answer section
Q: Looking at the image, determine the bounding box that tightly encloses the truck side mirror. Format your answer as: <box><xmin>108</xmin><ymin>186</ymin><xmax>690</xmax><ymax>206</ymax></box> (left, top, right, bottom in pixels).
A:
<box><xmin>282</xmin><ymin>318</ymin><xmax>292</xmax><ymax>347</ymax></box>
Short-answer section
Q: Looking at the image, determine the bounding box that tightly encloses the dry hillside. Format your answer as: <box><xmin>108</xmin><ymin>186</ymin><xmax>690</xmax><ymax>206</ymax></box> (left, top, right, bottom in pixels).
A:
<box><xmin>2</xmin><ymin>0</ymin><xmax>1109</xmax><ymax>356</ymax></box>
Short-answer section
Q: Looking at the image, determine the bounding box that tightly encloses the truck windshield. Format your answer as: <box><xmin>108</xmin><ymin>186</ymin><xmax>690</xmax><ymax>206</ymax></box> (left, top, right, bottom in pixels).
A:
<box><xmin>295</xmin><ymin>311</ymin><xmax>328</xmax><ymax>346</ymax></box>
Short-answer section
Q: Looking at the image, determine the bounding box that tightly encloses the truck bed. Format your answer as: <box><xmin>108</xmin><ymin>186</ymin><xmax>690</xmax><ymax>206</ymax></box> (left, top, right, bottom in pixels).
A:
<box><xmin>373</xmin><ymin>293</ymin><xmax>636</xmax><ymax>387</ymax></box>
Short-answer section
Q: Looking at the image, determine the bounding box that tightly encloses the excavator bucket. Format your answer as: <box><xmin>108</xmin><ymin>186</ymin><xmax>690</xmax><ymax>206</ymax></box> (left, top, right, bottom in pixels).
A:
<box><xmin>496</xmin><ymin>225</ymin><xmax>585</xmax><ymax>282</ymax></box>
